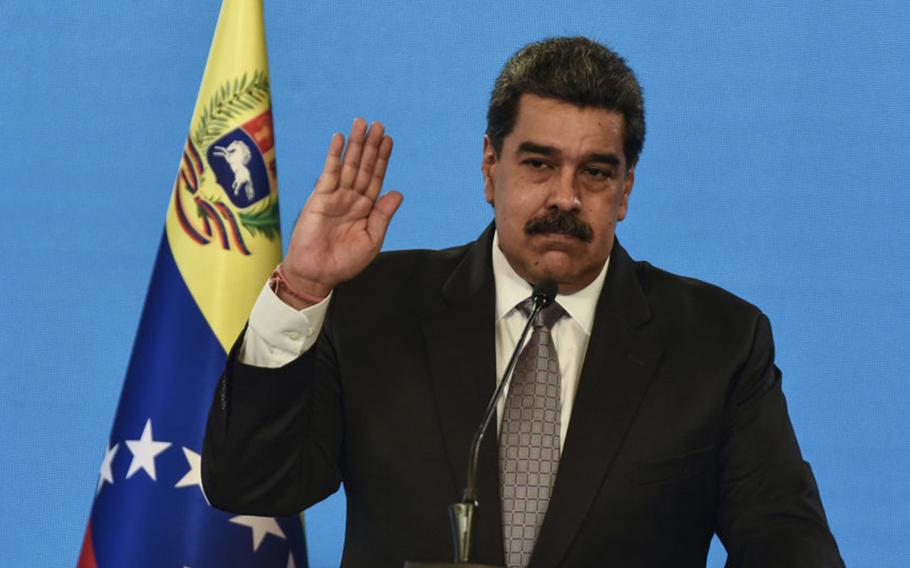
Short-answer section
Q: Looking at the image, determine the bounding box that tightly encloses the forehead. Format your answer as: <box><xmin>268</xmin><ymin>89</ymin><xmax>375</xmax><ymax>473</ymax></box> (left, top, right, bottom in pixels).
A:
<box><xmin>507</xmin><ymin>94</ymin><xmax>626</xmax><ymax>161</ymax></box>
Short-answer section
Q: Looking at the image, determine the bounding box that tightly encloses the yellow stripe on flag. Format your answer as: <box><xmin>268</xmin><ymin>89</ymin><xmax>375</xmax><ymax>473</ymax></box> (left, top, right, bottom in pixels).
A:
<box><xmin>165</xmin><ymin>0</ymin><xmax>282</xmax><ymax>352</ymax></box>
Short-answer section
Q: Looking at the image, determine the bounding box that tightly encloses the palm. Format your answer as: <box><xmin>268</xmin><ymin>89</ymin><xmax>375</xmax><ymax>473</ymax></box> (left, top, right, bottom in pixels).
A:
<box><xmin>283</xmin><ymin>119</ymin><xmax>402</xmax><ymax>296</ymax></box>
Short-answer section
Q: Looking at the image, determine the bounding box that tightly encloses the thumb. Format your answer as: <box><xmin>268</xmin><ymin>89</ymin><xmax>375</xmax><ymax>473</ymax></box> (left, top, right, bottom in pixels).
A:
<box><xmin>366</xmin><ymin>191</ymin><xmax>403</xmax><ymax>244</ymax></box>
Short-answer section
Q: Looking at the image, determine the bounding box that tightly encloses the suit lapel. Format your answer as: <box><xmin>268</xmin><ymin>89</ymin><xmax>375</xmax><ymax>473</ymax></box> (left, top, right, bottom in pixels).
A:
<box><xmin>419</xmin><ymin>225</ymin><xmax>505</xmax><ymax>563</ymax></box>
<box><xmin>531</xmin><ymin>242</ymin><xmax>664</xmax><ymax>567</ymax></box>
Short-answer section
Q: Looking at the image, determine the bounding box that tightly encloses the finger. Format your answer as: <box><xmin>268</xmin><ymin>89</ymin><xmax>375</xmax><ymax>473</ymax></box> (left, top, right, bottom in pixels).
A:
<box><xmin>313</xmin><ymin>132</ymin><xmax>345</xmax><ymax>193</ymax></box>
<box><xmin>352</xmin><ymin>121</ymin><xmax>385</xmax><ymax>193</ymax></box>
<box><xmin>365</xmin><ymin>135</ymin><xmax>393</xmax><ymax>201</ymax></box>
<box><xmin>339</xmin><ymin>117</ymin><xmax>368</xmax><ymax>188</ymax></box>
<box><xmin>366</xmin><ymin>190</ymin><xmax>403</xmax><ymax>244</ymax></box>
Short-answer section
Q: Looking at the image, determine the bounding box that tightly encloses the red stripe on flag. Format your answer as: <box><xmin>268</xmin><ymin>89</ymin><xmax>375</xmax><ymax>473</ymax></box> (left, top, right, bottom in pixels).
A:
<box><xmin>76</xmin><ymin>522</ymin><xmax>98</xmax><ymax>568</ymax></box>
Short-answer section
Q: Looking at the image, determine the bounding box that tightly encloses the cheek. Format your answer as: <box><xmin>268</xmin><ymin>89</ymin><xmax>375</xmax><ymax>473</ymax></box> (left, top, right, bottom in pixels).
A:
<box><xmin>583</xmin><ymin>204</ymin><xmax>620</xmax><ymax>238</ymax></box>
<box><xmin>494</xmin><ymin>189</ymin><xmax>528</xmax><ymax>216</ymax></box>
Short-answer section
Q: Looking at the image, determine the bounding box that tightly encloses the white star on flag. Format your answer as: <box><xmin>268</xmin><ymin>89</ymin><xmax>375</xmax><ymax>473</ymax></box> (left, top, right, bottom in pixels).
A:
<box><xmin>97</xmin><ymin>443</ymin><xmax>119</xmax><ymax>493</ymax></box>
<box><xmin>124</xmin><ymin>418</ymin><xmax>172</xmax><ymax>481</ymax></box>
<box><xmin>175</xmin><ymin>447</ymin><xmax>209</xmax><ymax>503</ymax></box>
<box><xmin>229</xmin><ymin>515</ymin><xmax>287</xmax><ymax>551</ymax></box>
<box><xmin>287</xmin><ymin>551</ymin><xmax>295</xmax><ymax>568</ymax></box>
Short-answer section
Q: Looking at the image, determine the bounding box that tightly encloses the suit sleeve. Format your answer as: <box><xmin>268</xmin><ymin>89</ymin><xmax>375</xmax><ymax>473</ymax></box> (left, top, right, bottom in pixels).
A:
<box><xmin>201</xmin><ymin>313</ymin><xmax>344</xmax><ymax>517</ymax></box>
<box><xmin>716</xmin><ymin>313</ymin><xmax>845</xmax><ymax>567</ymax></box>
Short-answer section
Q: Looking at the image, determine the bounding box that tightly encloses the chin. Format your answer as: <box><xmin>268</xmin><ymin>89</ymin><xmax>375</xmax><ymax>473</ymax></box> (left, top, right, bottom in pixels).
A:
<box><xmin>529</xmin><ymin>257</ymin><xmax>578</xmax><ymax>285</ymax></box>
<box><xmin>534</xmin><ymin>252</ymin><xmax>606</xmax><ymax>293</ymax></box>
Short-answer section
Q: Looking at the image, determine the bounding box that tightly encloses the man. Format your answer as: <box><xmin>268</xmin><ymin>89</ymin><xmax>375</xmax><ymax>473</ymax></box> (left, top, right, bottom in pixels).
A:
<box><xmin>202</xmin><ymin>37</ymin><xmax>844</xmax><ymax>566</ymax></box>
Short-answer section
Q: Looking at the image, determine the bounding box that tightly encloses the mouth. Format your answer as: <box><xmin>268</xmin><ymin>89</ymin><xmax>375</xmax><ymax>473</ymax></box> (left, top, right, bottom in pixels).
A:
<box><xmin>524</xmin><ymin>211</ymin><xmax>593</xmax><ymax>243</ymax></box>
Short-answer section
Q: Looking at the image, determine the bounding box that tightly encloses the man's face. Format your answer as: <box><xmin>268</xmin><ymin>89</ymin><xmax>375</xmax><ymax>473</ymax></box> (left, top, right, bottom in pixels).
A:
<box><xmin>483</xmin><ymin>94</ymin><xmax>635</xmax><ymax>294</ymax></box>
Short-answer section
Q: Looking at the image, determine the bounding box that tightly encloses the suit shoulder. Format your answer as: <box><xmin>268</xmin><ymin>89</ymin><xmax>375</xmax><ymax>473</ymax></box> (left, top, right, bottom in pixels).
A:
<box><xmin>633</xmin><ymin>259</ymin><xmax>766</xmax><ymax>331</ymax></box>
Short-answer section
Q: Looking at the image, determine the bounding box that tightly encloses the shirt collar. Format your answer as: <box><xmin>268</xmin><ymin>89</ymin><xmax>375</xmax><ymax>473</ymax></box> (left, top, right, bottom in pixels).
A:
<box><xmin>491</xmin><ymin>230</ymin><xmax>609</xmax><ymax>336</ymax></box>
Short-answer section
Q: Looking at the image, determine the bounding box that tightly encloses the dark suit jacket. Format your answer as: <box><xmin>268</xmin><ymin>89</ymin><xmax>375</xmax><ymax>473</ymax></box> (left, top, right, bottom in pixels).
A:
<box><xmin>202</xmin><ymin>225</ymin><xmax>843</xmax><ymax>567</ymax></box>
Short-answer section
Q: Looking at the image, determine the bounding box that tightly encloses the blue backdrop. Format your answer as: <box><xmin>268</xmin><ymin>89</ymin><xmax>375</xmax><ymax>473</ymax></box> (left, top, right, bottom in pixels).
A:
<box><xmin>1</xmin><ymin>1</ymin><xmax>908</xmax><ymax>566</ymax></box>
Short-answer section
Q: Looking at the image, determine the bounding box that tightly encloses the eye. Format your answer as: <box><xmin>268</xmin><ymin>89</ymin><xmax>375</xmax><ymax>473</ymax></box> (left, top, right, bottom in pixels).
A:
<box><xmin>583</xmin><ymin>166</ymin><xmax>613</xmax><ymax>179</ymax></box>
<box><xmin>523</xmin><ymin>158</ymin><xmax>550</xmax><ymax>169</ymax></box>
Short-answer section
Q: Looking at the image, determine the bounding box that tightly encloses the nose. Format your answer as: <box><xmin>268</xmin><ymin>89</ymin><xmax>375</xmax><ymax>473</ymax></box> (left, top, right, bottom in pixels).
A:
<box><xmin>546</xmin><ymin>168</ymin><xmax>581</xmax><ymax>212</ymax></box>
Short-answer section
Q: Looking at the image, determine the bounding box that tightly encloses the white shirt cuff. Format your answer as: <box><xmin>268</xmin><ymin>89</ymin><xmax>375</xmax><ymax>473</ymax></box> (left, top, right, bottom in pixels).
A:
<box><xmin>238</xmin><ymin>282</ymin><xmax>332</xmax><ymax>368</ymax></box>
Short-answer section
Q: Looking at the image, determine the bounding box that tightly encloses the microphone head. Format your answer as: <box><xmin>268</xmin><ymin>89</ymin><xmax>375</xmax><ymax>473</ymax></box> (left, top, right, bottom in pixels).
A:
<box><xmin>532</xmin><ymin>278</ymin><xmax>558</xmax><ymax>308</ymax></box>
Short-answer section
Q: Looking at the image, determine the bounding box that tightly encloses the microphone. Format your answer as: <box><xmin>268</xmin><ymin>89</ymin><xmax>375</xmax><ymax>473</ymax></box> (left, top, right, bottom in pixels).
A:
<box><xmin>530</xmin><ymin>278</ymin><xmax>557</xmax><ymax>310</ymax></box>
<box><xmin>448</xmin><ymin>278</ymin><xmax>557</xmax><ymax>564</ymax></box>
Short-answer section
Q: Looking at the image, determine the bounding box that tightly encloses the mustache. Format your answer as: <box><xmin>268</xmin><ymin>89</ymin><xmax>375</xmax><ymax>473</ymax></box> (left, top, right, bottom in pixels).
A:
<box><xmin>524</xmin><ymin>210</ymin><xmax>593</xmax><ymax>243</ymax></box>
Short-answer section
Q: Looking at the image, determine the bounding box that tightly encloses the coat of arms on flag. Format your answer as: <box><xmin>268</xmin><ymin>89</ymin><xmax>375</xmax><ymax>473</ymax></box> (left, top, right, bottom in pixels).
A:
<box><xmin>174</xmin><ymin>72</ymin><xmax>281</xmax><ymax>257</ymax></box>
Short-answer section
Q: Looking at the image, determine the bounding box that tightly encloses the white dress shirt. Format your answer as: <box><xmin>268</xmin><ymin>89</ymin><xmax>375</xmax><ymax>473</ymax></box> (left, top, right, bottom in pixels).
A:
<box><xmin>239</xmin><ymin>231</ymin><xmax>610</xmax><ymax>449</ymax></box>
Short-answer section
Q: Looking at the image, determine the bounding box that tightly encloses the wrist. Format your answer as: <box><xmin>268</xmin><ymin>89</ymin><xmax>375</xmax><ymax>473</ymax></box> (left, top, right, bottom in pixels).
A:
<box><xmin>269</xmin><ymin>264</ymin><xmax>331</xmax><ymax>309</ymax></box>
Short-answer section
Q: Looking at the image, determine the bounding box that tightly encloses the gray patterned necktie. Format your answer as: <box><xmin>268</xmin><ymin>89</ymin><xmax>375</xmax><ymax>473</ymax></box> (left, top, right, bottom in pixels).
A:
<box><xmin>500</xmin><ymin>298</ymin><xmax>566</xmax><ymax>568</ymax></box>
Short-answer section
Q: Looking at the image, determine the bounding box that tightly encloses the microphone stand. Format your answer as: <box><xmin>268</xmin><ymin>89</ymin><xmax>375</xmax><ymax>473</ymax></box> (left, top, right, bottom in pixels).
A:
<box><xmin>406</xmin><ymin>280</ymin><xmax>556</xmax><ymax>568</ymax></box>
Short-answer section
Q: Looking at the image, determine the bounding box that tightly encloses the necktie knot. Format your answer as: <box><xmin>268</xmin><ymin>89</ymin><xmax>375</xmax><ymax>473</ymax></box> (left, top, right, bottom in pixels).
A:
<box><xmin>518</xmin><ymin>298</ymin><xmax>566</xmax><ymax>330</ymax></box>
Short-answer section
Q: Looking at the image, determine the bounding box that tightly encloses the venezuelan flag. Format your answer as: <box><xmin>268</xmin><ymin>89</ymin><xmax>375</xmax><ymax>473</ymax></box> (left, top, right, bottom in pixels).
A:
<box><xmin>77</xmin><ymin>2</ymin><xmax>307</xmax><ymax>566</ymax></box>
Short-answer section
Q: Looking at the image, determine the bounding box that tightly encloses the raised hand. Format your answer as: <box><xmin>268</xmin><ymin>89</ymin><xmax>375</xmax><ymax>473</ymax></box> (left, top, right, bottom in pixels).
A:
<box><xmin>279</xmin><ymin>118</ymin><xmax>402</xmax><ymax>307</ymax></box>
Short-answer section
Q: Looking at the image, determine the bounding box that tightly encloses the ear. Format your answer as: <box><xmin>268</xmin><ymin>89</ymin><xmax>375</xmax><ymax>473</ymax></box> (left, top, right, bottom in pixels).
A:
<box><xmin>616</xmin><ymin>166</ymin><xmax>635</xmax><ymax>221</ymax></box>
<box><xmin>482</xmin><ymin>135</ymin><xmax>497</xmax><ymax>205</ymax></box>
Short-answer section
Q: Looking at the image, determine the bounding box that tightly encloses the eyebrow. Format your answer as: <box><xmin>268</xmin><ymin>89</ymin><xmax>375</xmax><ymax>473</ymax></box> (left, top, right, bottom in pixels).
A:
<box><xmin>516</xmin><ymin>141</ymin><xmax>621</xmax><ymax>167</ymax></box>
<box><xmin>517</xmin><ymin>141</ymin><xmax>559</xmax><ymax>156</ymax></box>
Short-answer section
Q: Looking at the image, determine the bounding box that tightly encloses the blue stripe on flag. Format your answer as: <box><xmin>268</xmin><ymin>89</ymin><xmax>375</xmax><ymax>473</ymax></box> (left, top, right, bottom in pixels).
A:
<box><xmin>89</xmin><ymin>236</ymin><xmax>306</xmax><ymax>567</ymax></box>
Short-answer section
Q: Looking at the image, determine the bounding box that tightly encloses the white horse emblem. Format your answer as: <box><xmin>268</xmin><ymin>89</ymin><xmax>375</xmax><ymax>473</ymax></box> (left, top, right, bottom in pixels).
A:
<box><xmin>212</xmin><ymin>140</ymin><xmax>255</xmax><ymax>201</ymax></box>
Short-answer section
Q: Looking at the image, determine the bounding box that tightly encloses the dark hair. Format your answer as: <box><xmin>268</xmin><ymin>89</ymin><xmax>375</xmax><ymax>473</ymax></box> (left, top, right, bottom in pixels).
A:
<box><xmin>486</xmin><ymin>37</ymin><xmax>645</xmax><ymax>167</ymax></box>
